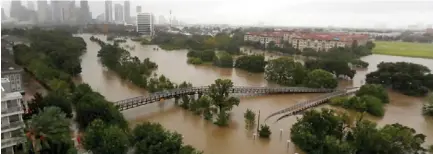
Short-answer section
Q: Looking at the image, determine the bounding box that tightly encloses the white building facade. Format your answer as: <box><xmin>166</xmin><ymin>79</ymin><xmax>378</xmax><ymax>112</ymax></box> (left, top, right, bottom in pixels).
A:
<box><xmin>1</xmin><ymin>78</ymin><xmax>26</xmax><ymax>154</ymax></box>
<box><xmin>136</xmin><ymin>13</ymin><xmax>154</xmax><ymax>36</ymax></box>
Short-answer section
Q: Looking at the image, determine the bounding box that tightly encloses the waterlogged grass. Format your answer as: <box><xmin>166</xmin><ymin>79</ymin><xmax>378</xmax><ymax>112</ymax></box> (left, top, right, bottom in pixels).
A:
<box><xmin>373</xmin><ymin>41</ymin><xmax>433</xmax><ymax>59</ymax></box>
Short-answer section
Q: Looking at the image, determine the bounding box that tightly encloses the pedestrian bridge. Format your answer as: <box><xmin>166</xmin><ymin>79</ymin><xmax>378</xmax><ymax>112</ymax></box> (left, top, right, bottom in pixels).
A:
<box><xmin>265</xmin><ymin>87</ymin><xmax>359</xmax><ymax>123</ymax></box>
<box><xmin>114</xmin><ymin>86</ymin><xmax>335</xmax><ymax>111</ymax></box>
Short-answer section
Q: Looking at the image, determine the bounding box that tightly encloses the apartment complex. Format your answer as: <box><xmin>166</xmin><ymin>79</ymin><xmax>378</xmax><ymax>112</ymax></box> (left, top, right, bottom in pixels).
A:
<box><xmin>244</xmin><ymin>32</ymin><xmax>285</xmax><ymax>48</ymax></box>
<box><xmin>136</xmin><ymin>13</ymin><xmax>155</xmax><ymax>36</ymax></box>
<box><xmin>244</xmin><ymin>31</ymin><xmax>369</xmax><ymax>51</ymax></box>
<box><xmin>1</xmin><ymin>78</ymin><xmax>26</xmax><ymax>154</ymax></box>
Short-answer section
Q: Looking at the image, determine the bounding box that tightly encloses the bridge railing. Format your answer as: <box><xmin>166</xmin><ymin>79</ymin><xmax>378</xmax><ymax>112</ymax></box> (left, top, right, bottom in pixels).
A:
<box><xmin>264</xmin><ymin>87</ymin><xmax>359</xmax><ymax>121</ymax></box>
<box><xmin>113</xmin><ymin>86</ymin><xmax>339</xmax><ymax>110</ymax></box>
<box><xmin>271</xmin><ymin>87</ymin><xmax>360</xmax><ymax>122</ymax></box>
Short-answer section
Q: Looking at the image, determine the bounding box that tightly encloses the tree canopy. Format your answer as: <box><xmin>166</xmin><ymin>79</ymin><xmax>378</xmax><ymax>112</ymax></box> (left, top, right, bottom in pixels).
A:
<box><xmin>207</xmin><ymin>79</ymin><xmax>240</xmax><ymax>126</ymax></box>
<box><xmin>213</xmin><ymin>52</ymin><xmax>234</xmax><ymax>68</ymax></box>
<box><xmin>73</xmin><ymin>83</ymin><xmax>128</xmax><ymax>130</ymax></box>
<box><xmin>13</xmin><ymin>29</ymin><xmax>86</xmax><ymax>91</ymax></box>
<box><xmin>331</xmin><ymin>84</ymin><xmax>388</xmax><ymax>117</ymax></box>
<box><xmin>304</xmin><ymin>69</ymin><xmax>338</xmax><ymax>89</ymax></box>
<box><xmin>25</xmin><ymin>107</ymin><xmax>75</xmax><ymax>154</ymax></box>
<box><xmin>235</xmin><ymin>55</ymin><xmax>266</xmax><ymax>73</ymax></box>
<box><xmin>265</xmin><ymin>57</ymin><xmax>306</xmax><ymax>86</ymax></box>
<box><xmin>151</xmin><ymin>31</ymin><xmax>243</xmax><ymax>55</ymax></box>
<box><xmin>265</xmin><ymin>57</ymin><xmax>338</xmax><ymax>88</ymax></box>
<box><xmin>291</xmin><ymin>109</ymin><xmax>427</xmax><ymax>154</ymax></box>
<box><xmin>132</xmin><ymin>122</ymin><xmax>203</xmax><ymax>154</ymax></box>
<box><xmin>305</xmin><ymin>60</ymin><xmax>355</xmax><ymax>79</ymax></box>
<box><xmin>366</xmin><ymin>62</ymin><xmax>433</xmax><ymax>96</ymax></box>
<box><xmin>83</xmin><ymin>119</ymin><xmax>130</xmax><ymax>154</ymax></box>
<box><xmin>356</xmin><ymin>84</ymin><xmax>389</xmax><ymax>103</ymax></box>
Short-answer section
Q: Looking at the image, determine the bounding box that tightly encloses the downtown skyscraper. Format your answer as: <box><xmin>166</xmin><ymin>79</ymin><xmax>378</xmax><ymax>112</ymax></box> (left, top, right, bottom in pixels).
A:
<box><xmin>27</xmin><ymin>1</ymin><xmax>35</xmax><ymax>11</ymax></box>
<box><xmin>10</xmin><ymin>1</ymin><xmax>22</xmax><ymax>20</ymax></box>
<box><xmin>1</xmin><ymin>8</ymin><xmax>6</xmax><ymax>20</ymax></box>
<box><xmin>114</xmin><ymin>4</ymin><xmax>124</xmax><ymax>23</ymax></box>
<box><xmin>124</xmin><ymin>0</ymin><xmax>131</xmax><ymax>24</ymax></box>
<box><xmin>80</xmin><ymin>0</ymin><xmax>91</xmax><ymax>24</ymax></box>
<box><xmin>105</xmin><ymin>0</ymin><xmax>113</xmax><ymax>23</ymax></box>
<box><xmin>37</xmin><ymin>0</ymin><xmax>51</xmax><ymax>23</ymax></box>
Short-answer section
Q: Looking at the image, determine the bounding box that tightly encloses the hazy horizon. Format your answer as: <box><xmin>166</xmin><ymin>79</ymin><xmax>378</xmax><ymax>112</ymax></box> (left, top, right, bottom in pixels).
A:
<box><xmin>1</xmin><ymin>0</ymin><xmax>433</xmax><ymax>29</ymax></box>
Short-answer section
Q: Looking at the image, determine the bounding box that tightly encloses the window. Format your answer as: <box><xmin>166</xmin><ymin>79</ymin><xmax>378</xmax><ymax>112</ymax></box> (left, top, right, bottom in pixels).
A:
<box><xmin>8</xmin><ymin>100</ymin><xmax>18</xmax><ymax>108</ymax></box>
<box><xmin>11</xmin><ymin>129</ymin><xmax>21</xmax><ymax>138</ymax></box>
<box><xmin>9</xmin><ymin>115</ymin><xmax>20</xmax><ymax>123</ymax></box>
<box><xmin>1</xmin><ymin>133</ymin><xmax>4</xmax><ymax>139</ymax></box>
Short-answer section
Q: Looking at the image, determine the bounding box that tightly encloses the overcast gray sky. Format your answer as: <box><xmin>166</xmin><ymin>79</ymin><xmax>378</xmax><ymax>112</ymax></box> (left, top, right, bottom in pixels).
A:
<box><xmin>2</xmin><ymin>0</ymin><xmax>433</xmax><ymax>28</ymax></box>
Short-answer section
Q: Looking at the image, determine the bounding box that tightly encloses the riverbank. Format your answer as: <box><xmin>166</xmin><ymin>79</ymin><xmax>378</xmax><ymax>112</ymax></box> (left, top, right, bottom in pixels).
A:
<box><xmin>373</xmin><ymin>41</ymin><xmax>433</xmax><ymax>59</ymax></box>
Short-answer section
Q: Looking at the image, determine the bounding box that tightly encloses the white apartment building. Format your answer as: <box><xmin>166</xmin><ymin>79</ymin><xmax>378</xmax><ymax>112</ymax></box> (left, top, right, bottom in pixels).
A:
<box><xmin>136</xmin><ymin>13</ymin><xmax>155</xmax><ymax>36</ymax></box>
<box><xmin>244</xmin><ymin>32</ymin><xmax>284</xmax><ymax>48</ymax></box>
<box><xmin>1</xmin><ymin>78</ymin><xmax>26</xmax><ymax>154</ymax></box>
<box><xmin>245</xmin><ymin>31</ymin><xmax>369</xmax><ymax>51</ymax></box>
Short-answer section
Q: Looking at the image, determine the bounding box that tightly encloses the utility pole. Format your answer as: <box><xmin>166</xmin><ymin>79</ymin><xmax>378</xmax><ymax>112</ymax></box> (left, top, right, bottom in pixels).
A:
<box><xmin>256</xmin><ymin>110</ymin><xmax>260</xmax><ymax>133</ymax></box>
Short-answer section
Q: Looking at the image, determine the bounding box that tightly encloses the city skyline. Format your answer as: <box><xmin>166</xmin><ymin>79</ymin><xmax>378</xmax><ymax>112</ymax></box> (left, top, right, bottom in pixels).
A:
<box><xmin>1</xmin><ymin>0</ymin><xmax>433</xmax><ymax>29</ymax></box>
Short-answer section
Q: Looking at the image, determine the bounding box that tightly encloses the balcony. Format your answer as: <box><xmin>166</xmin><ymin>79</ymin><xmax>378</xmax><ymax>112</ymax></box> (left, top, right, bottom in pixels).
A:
<box><xmin>1</xmin><ymin>137</ymin><xmax>25</xmax><ymax>148</ymax></box>
<box><xmin>1</xmin><ymin>106</ymin><xmax>24</xmax><ymax>117</ymax></box>
<box><xmin>1</xmin><ymin>121</ymin><xmax>25</xmax><ymax>132</ymax></box>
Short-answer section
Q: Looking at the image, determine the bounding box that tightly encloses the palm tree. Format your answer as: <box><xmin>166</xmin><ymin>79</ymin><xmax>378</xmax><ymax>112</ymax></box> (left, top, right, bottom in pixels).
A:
<box><xmin>24</xmin><ymin>107</ymin><xmax>74</xmax><ymax>154</ymax></box>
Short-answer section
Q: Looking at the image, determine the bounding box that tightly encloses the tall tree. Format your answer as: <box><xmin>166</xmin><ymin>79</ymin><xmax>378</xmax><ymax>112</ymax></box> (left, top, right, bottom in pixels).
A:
<box><xmin>207</xmin><ymin>79</ymin><xmax>240</xmax><ymax>126</ymax></box>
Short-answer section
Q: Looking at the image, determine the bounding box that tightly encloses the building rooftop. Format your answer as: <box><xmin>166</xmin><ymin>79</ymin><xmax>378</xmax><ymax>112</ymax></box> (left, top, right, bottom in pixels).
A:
<box><xmin>1</xmin><ymin>60</ymin><xmax>23</xmax><ymax>73</ymax></box>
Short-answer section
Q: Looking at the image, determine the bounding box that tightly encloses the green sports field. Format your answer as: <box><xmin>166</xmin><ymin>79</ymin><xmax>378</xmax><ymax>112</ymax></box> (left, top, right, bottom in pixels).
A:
<box><xmin>373</xmin><ymin>41</ymin><xmax>433</xmax><ymax>59</ymax></box>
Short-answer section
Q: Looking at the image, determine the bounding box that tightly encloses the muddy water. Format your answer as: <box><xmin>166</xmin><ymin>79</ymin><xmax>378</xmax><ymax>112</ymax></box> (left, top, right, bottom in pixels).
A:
<box><xmin>76</xmin><ymin>34</ymin><xmax>433</xmax><ymax>153</ymax></box>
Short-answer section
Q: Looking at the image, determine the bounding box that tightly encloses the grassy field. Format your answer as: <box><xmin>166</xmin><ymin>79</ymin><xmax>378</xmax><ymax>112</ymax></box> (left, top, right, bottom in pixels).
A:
<box><xmin>373</xmin><ymin>41</ymin><xmax>433</xmax><ymax>59</ymax></box>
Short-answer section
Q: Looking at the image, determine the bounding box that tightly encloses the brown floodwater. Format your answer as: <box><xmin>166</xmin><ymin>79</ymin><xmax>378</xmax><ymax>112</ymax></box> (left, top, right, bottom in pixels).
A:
<box><xmin>75</xmin><ymin>34</ymin><xmax>433</xmax><ymax>153</ymax></box>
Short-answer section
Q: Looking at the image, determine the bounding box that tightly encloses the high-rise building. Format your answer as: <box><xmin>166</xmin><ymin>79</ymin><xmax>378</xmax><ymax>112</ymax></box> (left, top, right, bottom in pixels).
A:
<box><xmin>158</xmin><ymin>15</ymin><xmax>167</xmax><ymax>25</ymax></box>
<box><xmin>104</xmin><ymin>0</ymin><xmax>113</xmax><ymax>23</ymax></box>
<box><xmin>51</xmin><ymin>1</ymin><xmax>62</xmax><ymax>23</ymax></box>
<box><xmin>1</xmin><ymin>78</ymin><xmax>26</xmax><ymax>154</ymax></box>
<box><xmin>114</xmin><ymin>4</ymin><xmax>124</xmax><ymax>23</ymax></box>
<box><xmin>80</xmin><ymin>0</ymin><xmax>91</xmax><ymax>24</ymax></box>
<box><xmin>10</xmin><ymin>1</ymin><xmax>22</xmax><ymax>20</ymax></box>
<box><xmin>51</xmin><ymin>1</ymin><xmax>75</xmax><ymax>24</ymax></box>
<box><xmin>27</xmin><ymin>1</ymin><xmax>35</xmax><ymax>11</ymax></box>
<box><xmin>37</xmin><ymin>0</ymin><xmax>50</xmax><ymax>23</ymax></box>
<box><xmin>124</xmin><ymin>1</ymin><xmax>130</xmax><ymax>23</ymax></box>
<box><xmin>136</xmin><ymin>6</ymin><xmax>142</xmax><ymax>14</ymax></box>
<box><xmin>136</xmin><ymin>13</ymin><xmax>154</xmax><ymax>36</ymax></box>
<box><xmin>1</xmin><ymin>8</ymin><xmax>6</xmax><ymax>20</ymax></box>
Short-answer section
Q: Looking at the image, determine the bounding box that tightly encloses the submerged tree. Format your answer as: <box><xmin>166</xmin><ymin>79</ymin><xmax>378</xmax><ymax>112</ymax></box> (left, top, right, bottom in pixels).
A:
<box><xmin>258</xmin><ymin>124</ymin><xmax>271</xmax><ymax>138</ymax></box>
<box><xmin>207</xmin><ymin>79</ymin><xmax>240</xmax><ymax>126</ymax></box>
<box><xmin>244</xmin><ymin>109</ymin><xmax>256</xmax><ymax>129</ymax></box>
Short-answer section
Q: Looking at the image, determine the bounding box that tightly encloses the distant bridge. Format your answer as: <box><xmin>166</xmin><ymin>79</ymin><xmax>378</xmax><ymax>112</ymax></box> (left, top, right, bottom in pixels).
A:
<box><xmin>114</xmin><ymin>86</ymin><xmax>335</xmax><ymax>111</ymax></box>
<box><xmin>265</xmin><ymin>87</ymin><xmax>359</xmax><ymax>122</ymax></box>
